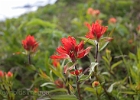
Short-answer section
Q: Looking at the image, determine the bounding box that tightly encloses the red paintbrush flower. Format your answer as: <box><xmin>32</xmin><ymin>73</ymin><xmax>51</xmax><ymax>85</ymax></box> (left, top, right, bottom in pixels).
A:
<box><xmin>70</xmin><ymin>69</ymin><xmax>82</xmax><ymax>76</ymax></box>
<box><xmin>51</xmin><ymin>36</ymin><xmax>91</xmax><ymax>62</ymax></box>
<box><xmin>85</xmin><ymin>21</ymin><xmax>108</xmax><ymax>40</ymax></box>
<box><xmin>22</xmin><ymin>35</ymin><xmax>38</xmax><ymax>53</ymax></box>
<box><xmin>54</xmin><ymin>79</ymin><xmax>65</xmax><ymax>88</ymax></box>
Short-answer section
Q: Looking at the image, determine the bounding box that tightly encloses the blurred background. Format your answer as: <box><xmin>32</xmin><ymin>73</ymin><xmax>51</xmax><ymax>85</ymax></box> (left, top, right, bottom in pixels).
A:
<box><xmin>0</xmin><ymin>0</ymin><xmax>56</xmax><ymax>20</ymax></box>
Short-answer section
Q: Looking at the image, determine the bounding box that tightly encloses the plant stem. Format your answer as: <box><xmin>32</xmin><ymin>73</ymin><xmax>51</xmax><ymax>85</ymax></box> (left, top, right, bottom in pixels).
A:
<box><xmin>96</xmin><ymin>88</ymin><xmax>100</xmax><ymax>100</ymax></box>
<box><xmin>93</xmin><ymin>41</ymin><xmax>114</xmax><ymax>100</ymax></box>
<box><xmin>95</xmin><ymin>42</ymin><xmax>99</xmax><ymax>63</ymax></box>
<box><xmin>28</xmin><ymin>53</ymin><xmax>31</xmax><ymax>64</ymax></box>
<box><xmin>76</xmin><ymin>75</ymin><xmax>82</xmax><ymax>100</ymax></box>
<box><xmin>93</xmin><ymin>41</ymin><xmax>111</xmax><ymax>100</ymax></box>
<box><xmin>75</xmin><ymin>65</ymin><xmax>82</xmax><ymax>100</ymax></box>
<box><xmin>66</xmin><ymin>85</ymin><xmax>71</xmax><ymax>95</ymax></box>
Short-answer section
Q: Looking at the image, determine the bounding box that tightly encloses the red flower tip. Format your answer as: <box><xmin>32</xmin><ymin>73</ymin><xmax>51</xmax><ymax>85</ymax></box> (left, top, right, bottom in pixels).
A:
<box><xmin>108</xmin><ymin>17</ymin><xmax>117</xmax><ymax>24</ymax></box>
<box><xmin>54</xmin><ymin>79</ymin><xmax>65</xmax><ymax>88</ymax></box>
<box><xmin>52</xmin><ymin>59</ymin><xmax>60</xmax><ymax>67</ymax></box>
<box><xmin>70</xmin><ymin>69</ymin><xmax>82</xmax><ymax>76</ymax></box>
<box><xmin>22</xmin><ymin>35</ymin><xmax>38</xmax><ymax>53</ymax></box>
<box><xmin>51</xmin><ymin>36</ymin><xmax>91</xmax><ymax>62</ymax></box>
<box><xmin>0</xmin><ymin>70</ymin><xmax>4</xmax><ymax>77</ymax></box>
<box><xmin>85</xmin><ymin>21</ymin><xmax>108</xmax><ymax>40</ymax></box>
<box><xmin>6</xmin><ymin>71</ymin><xmax>13</xmax><ymax>77</ymax></box>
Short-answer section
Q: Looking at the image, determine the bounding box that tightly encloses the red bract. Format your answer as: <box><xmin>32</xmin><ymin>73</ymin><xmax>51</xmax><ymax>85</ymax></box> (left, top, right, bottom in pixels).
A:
<box><xmin>0</xmin><ymin>70</ymin><xmax>4</xmax><ymax>77</ymax></box>
<box><xmin>52</xmin><ymin>59</ymin><xmax>60</xmax><ymax>67</ymax></box>
<box><xmin>70</xmin><ymin>69</ymin><xmax>82</xmax><ymax>76</ymax></box>
<box><xmin>85</xmin><ymin>21</ymin><xmax>108</xmax><ymax>40</ymax></box>
<box><xmin>22</xmin><ymin>35</ymin><xmax>38</xmax><ymax>52</ymax></box>
<box><xmin>51</xmin><ymin>36</ymin><xmax>91</xmax><ymax>62</ymax></box>
<box><xmin>6</xmin><ymin>71</ymin><xmax>13</xmax><ymax>77</ymax></box>
<box><xmin>54</xmin><ymin>79</ymin><xmax>65</xmax><ymax>88</ymax></box>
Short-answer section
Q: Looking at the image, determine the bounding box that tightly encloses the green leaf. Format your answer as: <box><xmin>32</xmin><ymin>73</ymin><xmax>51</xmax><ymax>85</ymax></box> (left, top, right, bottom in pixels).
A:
<box><xmin>107</xmin><ymin>82</ymin><xmax>120</xmax><ymax>93</ymax></box>
<box><xmin>26</xmin><ymin>18</ymin><xmax>56</xmax><ymax>28</ymax></box>
<box><xmin>102</xmin><ymin>56</ymin><xmax>110</xmax><ymax>66</ymax></box>
<box><xmin>51</xmin><ymin>95</ymin><xmax>77</xmax><ymax>100</ymax></box>
<box><xmin>49</xmin><ymin>89</ymin><xmax>68</xmax><ymax>93</ymax></box>
<box><xmin>49</xmin><ymin>67</ymin><xmax>61</xmax><ymax>77</ymax></box>
<box><xmin>84</xmin><ymin>87</ymin><xmax>96</xmax><ymax>94</ymax></box>
<box><xmin>129</xmin><ymin>52</ymin><xmax>136</xmax><ymax>61</ymax></box>
<box><xmin>40</xmin><ymin>82</ymin><xmax>54</xmax><ymax>87</ymax></box>
<box><xmin>99</xmin><ymin>41</ymin><xmax>109</xmax><ymax>51</ymax></box>
<box><xmin>79</xmin><ymin>74</ymin><xmax>92</xmax><ymax>82</ymax></box>
<box><xmin>26</xmin><ymin>64</ymin><xmax>36</xmax><ymax>71</ymax></box>
<box><xmin>79</xmin><ymin>37</ymin><xmax>95</xmax><ymax>46</ymax></box>
<box><xmin>120</xmin><ymin>91</ymin><xmax>136</xmax><ymax>95</ymax></box>
<box><xmin>107</xmin><ymin>83</ymin><xmax>115</xmax><ymax>93</ymax></box>
<box><xmin>89</xmin><ymin>62</ymin><xmax>98</xmax><ymax>75</ymax></box>
<box><xmin>111</xmin><ymin>60</ymin><xmax>122</xmax><ymax>71</ymax></box>
<box><xmin>108</xmin><ymin>28</ymin><xmax>115</xmax><ymax>37</ymax></box>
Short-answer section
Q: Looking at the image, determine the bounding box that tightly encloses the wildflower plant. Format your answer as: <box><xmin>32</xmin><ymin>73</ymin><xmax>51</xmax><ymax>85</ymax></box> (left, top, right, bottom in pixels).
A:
<box><xmin>0</xmin><ymin>71</ymin><xmax>14</xmax><ymax>100</ymax></box>
<box><xmin>38</xmin><ymin>20</ymin><xmax>115</xmax><ymax>100</ymax></box>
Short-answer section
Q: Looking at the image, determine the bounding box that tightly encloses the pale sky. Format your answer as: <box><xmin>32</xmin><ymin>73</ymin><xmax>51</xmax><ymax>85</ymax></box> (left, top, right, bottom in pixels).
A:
<box><xmin>0</xmin><ymin>0</ymin><xmax>56</xmax><ymax>20</ymax></box>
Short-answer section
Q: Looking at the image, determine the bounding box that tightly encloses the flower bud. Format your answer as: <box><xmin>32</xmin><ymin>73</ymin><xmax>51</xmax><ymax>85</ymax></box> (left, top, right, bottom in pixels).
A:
<box><xmin>0</xmin><ymin>70</ymin><xmax>4</xmax><ymax>77</ymax></box>
<box><xmin>6</xmin><ymin>71</ymin><xmax>13</xmax><ymax>77</ymax></box>
<box><xmin>92</xmin><ymin>81</ymin><xmax>100</xmax><ymax>87</ymax></box>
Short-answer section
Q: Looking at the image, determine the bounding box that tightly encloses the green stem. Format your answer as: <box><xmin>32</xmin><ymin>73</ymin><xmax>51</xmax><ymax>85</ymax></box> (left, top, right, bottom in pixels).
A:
<box><xmin>95</xmin><ymin>42</ymin><xmax>99</xmax><ymax>63</ymax></box>
<box><xmin>75</xmin><ymin>65</ymin><xmax>82</xmax><ymax>100</ymax></box>
<box><xmin>28</xmin><ymin>53</ymin><xmax>31</xmax><ymax>64</ymax></box>
<box><xmin>96</xmin><ymin>87</ymin><xmax>100</xmax><ymax>100</ymax></box>
<box><xmin>94</xmin><ymin>42</ymin><xmax>113</xmax><ymax>100</ymax></box>
<box><xmin>76</xmin><ymin>75</ymin><xmax>82</xmax><ymax>100</ymax></box>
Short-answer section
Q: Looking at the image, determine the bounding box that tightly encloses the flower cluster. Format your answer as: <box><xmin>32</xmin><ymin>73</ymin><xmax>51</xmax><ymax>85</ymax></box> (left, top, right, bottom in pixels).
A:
<box><xmin>22</xmin><ymin>35</ymin><xmax>38</xmax><ymax>53</ymax></box>
<box><xmin>21</xmin><ymin>20</ymin><xmax>110</xmax><ymax>100</ymax></box>
<box><xmin>51</xmin><ymin>36</ymin><xmax>91</xmax><ymax>62</ymax></box>
<box><xmin>87</xmin><ymin>8</ymin><xmax>100</xmax><ymax>16</ymax></box>
<box><xmin>85</xmin><ymin>21</ymin><xmax>108</xmax><ymax>40</ymax></box>
<box><xmin>70</xmin><ymin>69</ymin><xmax>82</xmax><ymax>76</ymax></box>
<box><xmin>0</xmin><ymin>70</ymin><xmax>13</xmax><ymax>78</ymax></box>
